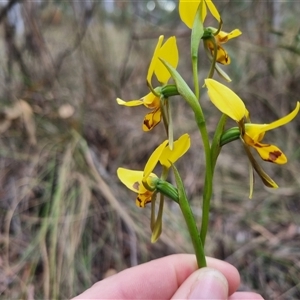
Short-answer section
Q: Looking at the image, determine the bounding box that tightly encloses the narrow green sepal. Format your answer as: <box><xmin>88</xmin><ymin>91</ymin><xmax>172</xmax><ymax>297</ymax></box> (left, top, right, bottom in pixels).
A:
<box><xmin>220</xmin><ymin>127</ymin><xmax>240</xmax><ymax>146</ymax></box>
<box><xmin>215</xmin><ymin>63</ymin><xmax>232</xmax><ymax>82</ymax></box>
<box><xmin>155</xmin><ymin>179</ymin><xmax>179</xmax><ymax>203</ymax></box>
<box><xmin>151</xmin><ymin>194</ymin><xmax>164</xmax><ymax>243</ymax></box>
<box><xmin>150</xmin><ymin>191</ymin><xmax>158</xmax><ymax>231</ymax></box>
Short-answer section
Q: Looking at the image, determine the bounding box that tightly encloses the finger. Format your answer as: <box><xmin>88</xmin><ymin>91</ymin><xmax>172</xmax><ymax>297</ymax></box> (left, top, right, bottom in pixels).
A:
<box><xmin>205</xmin><ymin>256</ymin><xmax>240</xmax><ymax>295</ymax></box>
<box><xmin>171</xmin><ymin>267</ymin><xmax>228</xmax><ymax>299</ymax></box>
<box><xmin>229</xmin><ymin>292</ymin><xmax>264</xmax><ymax>299</ymax></box>
<box><xmin>72</xmin><ymin>254</ymin><xmax>240</xmax><ymax>299</ymax></box>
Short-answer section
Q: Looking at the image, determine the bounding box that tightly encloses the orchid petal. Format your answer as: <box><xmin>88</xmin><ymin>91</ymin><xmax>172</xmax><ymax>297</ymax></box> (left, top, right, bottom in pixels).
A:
<box><xmin>142</xmin><ymin>92</ymin><xmax>160</xmax><ymax>109</ymax></box>
<box><xmin>179</xmin><ymin>0</ymin><xmax>220</xmax><ymax>28</ymax></box>
<box><xmin>117</xmin><ymin>168</ymin><xmax>145</xmax><ymax>193</ymax></box>
<box><xmin>159</xmin><ymin>133</ymin><xmax>191</xmax><ymax>168</ymax></box>
<box><xmin>226</xmin><ymin>29</ymin><xmax>242</xmax><ymax>40</ymax></box>
<box><xmin>147</xmin><ymin>35</ymin><xmax>164</xmax><ymax>88</ymax></box>
<box><xmin>251</xmin><ymin>141</ymin><xmax>287</xmax><ymax>164</ymax></box>
<box><xmin>155</xmin><ymin>37</ymin><xmax>179</xmax><ymax>84</ymax></box>
<box><xmin>244</xmin><ymin>102</ymin><xmax>300</xmax><ymax>141</ymax></box>
<box><xmin>206</xmin><ymin>39</ymin><xmax>230</xmax><ymax>65</ymax></box>
<box><xmin>116</xmin><ymin>98</ymin><xmax>144</xmax><ymax>107</ymax></box>
<box><xmin>217</xmin><ymin>29</ymin><xmax>242</xmax><ymax>43</ymax></box>
<box><xmin>144</xmin><ymin>140</ymin><xmax>169</xmax><ymax>178</ymax></box>
<box><xmin>179</xmin><ymin>0</ymin><xmax>201</xmax><ymax>29</ymax></box>
<box><xmin>215</xmin><ymin>45</ymin><xmax>230</xmax><ymax>65</ymax></box>
<box><xmin>241</xmin><ymin>140</ymin><xmax>278</xmax><ymax>189</ymax></box>
<box><xmin>147</xmin><ymin>35</ymin><xmax>178</xmax><ymax>89</ymax></box>
<box><xmin>205</xmin><ymin>0</ymin><xmax>220</xmax><ymax>22</ymax></box>
<box><xmin>250</xmin><ymin>102</ymin><xmax>300</xmax><ymax>136</ymax></box>
<box><xmin>143</xmin><ymin>107</ymin><xmax>162</xmax><ymax>131</ymax></box>
<box><xmin>136</xmin><ymin>191</ymin><xmax>154</xmax><ymax>208</ymax></box>
<box><xmin>205</xmin><ymin>79</ymin><xmax>246</xmax><ymax>121</ymax></box>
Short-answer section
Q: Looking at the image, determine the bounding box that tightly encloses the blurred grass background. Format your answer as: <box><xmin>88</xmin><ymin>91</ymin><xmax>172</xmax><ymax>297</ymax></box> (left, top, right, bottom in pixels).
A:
<box><xmin>0</xmin><ymin>1</ymin><xmax>300</xmax><ymax>299</ymax></box>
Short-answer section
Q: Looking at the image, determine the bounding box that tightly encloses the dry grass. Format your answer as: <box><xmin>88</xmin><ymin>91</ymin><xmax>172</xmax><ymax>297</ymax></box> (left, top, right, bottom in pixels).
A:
<box><xmin>0</xmin><ymin>2</ymin><xmax>299</xmax><ymax>299</ymax></box>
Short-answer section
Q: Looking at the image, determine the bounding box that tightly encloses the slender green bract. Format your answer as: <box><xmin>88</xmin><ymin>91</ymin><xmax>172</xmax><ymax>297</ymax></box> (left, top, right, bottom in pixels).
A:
<box><xmin>191</xmin><ymin>3</ymin><xmax>204</xmax><ymax>99</ymax></box>
<box><xmin>171</xmin><ymin>163</ymin><xmax>206</xmax><ymax>268</ymax></box>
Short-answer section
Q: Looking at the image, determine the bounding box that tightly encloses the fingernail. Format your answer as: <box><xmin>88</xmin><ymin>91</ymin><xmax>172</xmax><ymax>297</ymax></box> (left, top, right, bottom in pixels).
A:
<box><xmin>188</xmin><ymin>267</ymin><xmax>228</xmax><ymax>299</ymax></box>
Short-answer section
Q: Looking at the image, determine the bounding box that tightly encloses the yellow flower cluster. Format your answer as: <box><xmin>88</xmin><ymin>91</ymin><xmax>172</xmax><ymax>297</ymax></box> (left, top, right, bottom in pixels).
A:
<box><xmin>116</xmin><ymin>0</ymin><xmax>299</xmax><ymax>241</ymax></box>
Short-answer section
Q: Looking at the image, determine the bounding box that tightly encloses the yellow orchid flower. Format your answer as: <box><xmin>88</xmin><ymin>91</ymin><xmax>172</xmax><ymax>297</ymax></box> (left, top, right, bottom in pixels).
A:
<box><xmin>179</xmin><ymin>0</ymin><xmax>220</xmax><ymax>29</ymax></box>
<box><xmin>116</xmin><ymin>36</ymin><xmax>178</xmax><ymax>131</ymax></box>
<box><xmin>205</xmin><ymin>78</ymin><xmax>300</xmax><ymax>191</ymax></box>
<box><xmin>117</xmin><ymin>134</ymin><xmax>190</xmax><ymax>207</ymax></box>
<box><xmin>244</xmin><ymin>103</ymin><xmax>300</xmax><ymax>164</ymax></box>
<box><xmin>204</xmin><ymin>28</ymin><xmax>242</xmax><ymax>65</ymax></box>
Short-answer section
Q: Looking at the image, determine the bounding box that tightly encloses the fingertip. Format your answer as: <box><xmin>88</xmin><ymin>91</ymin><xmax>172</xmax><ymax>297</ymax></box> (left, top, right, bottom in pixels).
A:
<box><xmin>206</xmin><ymin>257</ymin><xmax>240</xmax><ymax>295</ymax></box>
<box><xmin>171</xmin><ymin>267</ymin><xmax>230</xmax><ymax>299</ymax></box>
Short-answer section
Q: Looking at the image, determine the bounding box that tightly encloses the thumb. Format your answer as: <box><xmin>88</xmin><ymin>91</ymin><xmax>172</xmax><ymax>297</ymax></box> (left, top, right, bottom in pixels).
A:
<box><xmin>172</xmin><ymin>267</ymin><xmax>229</xmax><ymax>299</ymax></box>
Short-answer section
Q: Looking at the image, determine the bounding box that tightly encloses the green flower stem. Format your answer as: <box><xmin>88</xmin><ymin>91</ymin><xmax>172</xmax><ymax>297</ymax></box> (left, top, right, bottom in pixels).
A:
<box><xmin>177</xmin><ymin>87</ymin><xmax>213</xmax><ymax>247</ymax></box>
<box><xmin>192</xmin><ymin>56</ymin><xmax>200</xmax><ymax>100</ymax></box>
<box><xmin>211</xmin><ymin>114</ymin><xmax>227</xmax><ymax>171</ymax></box>
<box><xmin>181</xmin><ymin>190</ymin><xmax>206</xmax><ymax>268</ymax></box>
<box><xmin>181</xmin><ymin>90</ymin><xmax>213</xmax><ymax>247</ymax></box>
<box><xmin>172</xmin><ymin>164</ymin><xmax>206</xmax><ymax>268</ymax></box>
<box><xmin>160</xmin><ymin>58</ymin><xmax>213</xmax><ymax>247</ymax></box>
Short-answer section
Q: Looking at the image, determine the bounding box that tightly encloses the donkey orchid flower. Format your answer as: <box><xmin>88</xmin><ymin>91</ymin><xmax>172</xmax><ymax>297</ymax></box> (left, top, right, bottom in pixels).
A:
<box><xmin>117</xmin><ymin>35</ymin><xmax>178</xmax><ymax>131</ymax></box>
<box><xmin>205</xmin><ymin>78</ymin><xmax>300</xmax><ymax>193</ymax></box>
<box><xmin>204</xmin><ymin>28</ymin><xmax>242</xmax><ymax>65</ymax></box>
<box><xmin>117</xmin><ymin>134</ymin><xmax>190</xmax><ymax>207</ymax></box>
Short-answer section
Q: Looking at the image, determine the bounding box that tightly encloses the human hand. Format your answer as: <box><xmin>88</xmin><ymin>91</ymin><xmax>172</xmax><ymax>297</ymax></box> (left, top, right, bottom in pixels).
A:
<box><xmin>72</xmin><ymin>254</ymin><xmax>263</xmax><ymax>299</ymax></box>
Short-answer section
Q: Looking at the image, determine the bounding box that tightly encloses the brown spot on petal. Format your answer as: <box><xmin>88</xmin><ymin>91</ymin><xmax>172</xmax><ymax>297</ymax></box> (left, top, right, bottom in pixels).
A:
<box><xmin>268</xmin><ymin>151</ymin><xmax>282</xmax><ymax>163</ymax></box>
<box><xmin>143</xmin><ymin>119</ymin><xmax>152</xmax><ymax>130</ymax></box>
<box><xmin>218</xmin><ymin>36</ymin><xmax>229</xmax><ymax>43</ymax></box>
<box><xmin>133</xmin><ymin>181</ymin><xmax>140</xmax><ymax>190</ymax></box>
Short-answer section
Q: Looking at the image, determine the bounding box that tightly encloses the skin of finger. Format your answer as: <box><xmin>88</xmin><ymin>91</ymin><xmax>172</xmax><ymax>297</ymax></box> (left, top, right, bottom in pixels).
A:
<box><xmin>229</xmin><ymin>292</ymin><xmax>265</xmax><ymax>300</ymax></box>
<box><xmin>72</xmin><ymin>254</ymin><xmax>240</xmax><ymax>300</ymax></box>
<box><xmin>171</xmin><ymin>267</ymin><xmax>229</xmax><ymax>299</ymax></box>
